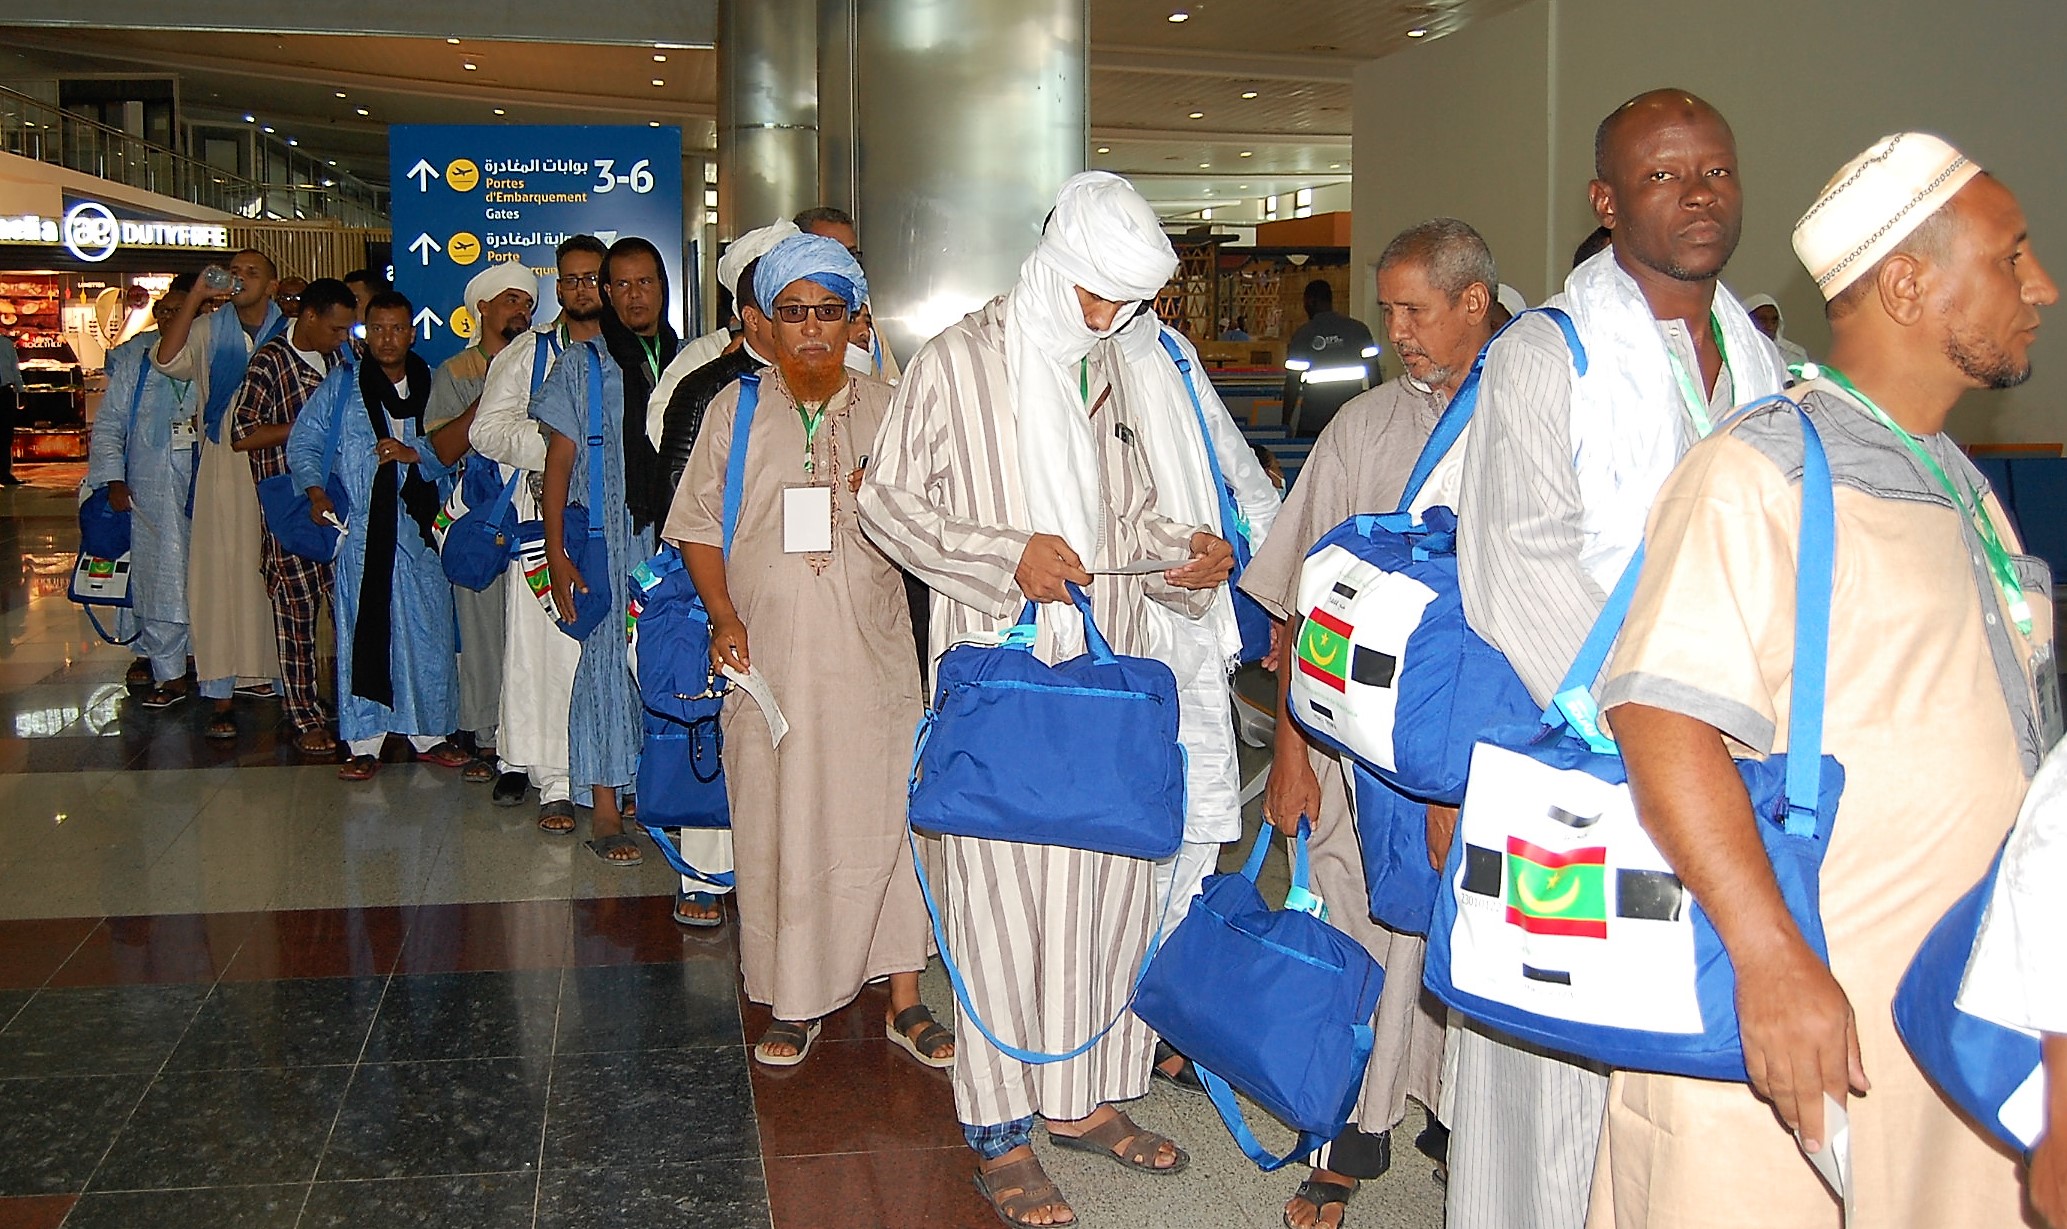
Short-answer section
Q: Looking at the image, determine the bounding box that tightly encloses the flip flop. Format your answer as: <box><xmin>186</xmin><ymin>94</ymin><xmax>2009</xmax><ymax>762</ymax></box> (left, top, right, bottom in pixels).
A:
<box><xmin>293</xmin><ymin>729</ymin><xmax>337</xmax><ymax>757</ymax></box>
<box><xmin>584</xmin><ymin>831</ymin><xmax>643</xmax><ymax>867</ymax></box>
<box><xmin>1047</xmin><ymin>1111</ymin><xmax>1188</xmax><ymax>1174</ymax></box>
<box><xmin>205</xmin><ymin>713</ymin><xmax>237</xmax><ymax>741</ymax></box>
<box><xmin>337</xmin><ymin>754</ymin><xmax>379</xmax><ymax>781</ymax></box>
<box><xmin>886</xmin><ymin>1004</ymin><xmax>955</xmax><ymax>1069</ymax></box>
<box><xmin>417</xmin><ymin>741</ymin><xmax>473</xmax><ymax>768</ymax></box>
<box><xmin>1283</xmin><ymin>1177</ymin><xmax>1356</xmax><ymax>1229</ymax></box>
<box><xmin>537</xmin><ymin>800</ymin><xmax>577</xmax><ymax>834</ymax></box>
<box><xmin>673</xmin><ymin>889</ymin><xmax>724</xmax><ymax>928</ymax></box>
<box><xmin>462</xmin><ymin>754</ymin><xmax>497</xmax><ymax>783</ymax></box>
<box><xmin>752</xmin><ymin>1018</ymin><xmax>822</xmax><ymax>1067</ymax></box>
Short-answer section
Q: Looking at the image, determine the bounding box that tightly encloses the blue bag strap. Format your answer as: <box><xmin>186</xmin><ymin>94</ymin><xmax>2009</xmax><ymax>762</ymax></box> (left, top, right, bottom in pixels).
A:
<box><xmin>908</xmin><ymin>828</ymin><xmax>1177</xmax><ymax>1065</ymax></box>
<box><xmin>1197</xmin><ymin>1024</ymin><xmax>1374</xmax><ymax>1171</ymax></box>
<box><xmin>1783</xmin><ymin>406</ymin><xmax>1834</xmax><ymax>836</ymax></box>
<box><xmin>1546</xmin><ymin>545</ymin><xmax>1647</xmax><ymax>752</ymax></box>
<box><xmin>1065</xmin><ymin>581</ymin><xmax>1118</xmax><ymax>664</ymax></box>
<box><xmin>723</xmin><ymin>373</ymin><xmax>760</xmax><ymax>558</ymax></box>
<box><xmin>1396</xmin><ymin>306</ymin><xmax>1586</xmax><ymax>514</ymax></box>
<box><xmin>485</xmin><ymin>469</ymin><xmax>522</xmax><ymax>523</ymax></box>
<box><xmin>531</xmin><ymin>330</ymin><xmax>561</xmax><ymax>395</ymax></box>
<box><xmin>635</xmin><ymin>820</ymin><xmax>736</xmax><ymax>887</ymax></box>
<box><xmin>582</xmin><ymin>342</ymin><xmax>606</xmax><ymax>540</ymax></box>
<box><xmin>84</xmin><ymin>606</ymin><xmax>141</xmax><ymax>647</ymax></box>
<box><xmin>1156</xmin><ymin>328</ymin><xmax>1247</xmax><ymax>548</ymax></box>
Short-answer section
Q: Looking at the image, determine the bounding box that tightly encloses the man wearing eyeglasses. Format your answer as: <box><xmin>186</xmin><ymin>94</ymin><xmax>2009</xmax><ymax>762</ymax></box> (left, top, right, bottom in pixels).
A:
<box><xmin>274</xmin><ymin>276</ymin><xmax>307</xmax><ymax>320</ymax></box>
<box><xmin>664</xmin><ymin>233</ymin><xmax>949</xmax><ymax>1071</ymax></box>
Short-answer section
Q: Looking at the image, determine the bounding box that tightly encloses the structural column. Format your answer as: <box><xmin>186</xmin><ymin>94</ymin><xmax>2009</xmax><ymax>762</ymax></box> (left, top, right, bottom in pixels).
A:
<box><xmin>848</xmin><ymin>0</ymin><xmax>1087</xmax><ymax>362</ymax></box>
<box><xmin>718</xmin><ymin>0</ymin><xmax>819</xmax><ymax>243</ymax></box>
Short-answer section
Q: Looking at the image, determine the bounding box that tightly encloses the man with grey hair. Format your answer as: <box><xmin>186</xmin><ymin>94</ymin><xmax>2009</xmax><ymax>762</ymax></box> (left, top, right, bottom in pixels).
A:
<box><xmin>1240</xmin><ymin>215</ymin><xmax>1499</xmax><ymax>1229</ymax></box>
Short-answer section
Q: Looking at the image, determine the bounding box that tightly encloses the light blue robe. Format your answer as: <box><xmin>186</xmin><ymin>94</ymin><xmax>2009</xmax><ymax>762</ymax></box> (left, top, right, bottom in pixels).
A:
<box><xmin>86</xmin><ymin>334</ymin><xmax>197</xmax><ymax>677</ymax></box>
<box><xmin>528</xmin><ymin>339</ymin><xmax>649</xmax><ymax>796</ymax></box>
<box><xmin>287</xmin><ymin>366</ymin><xmax>459</xmax><ymax>743</ymax></box>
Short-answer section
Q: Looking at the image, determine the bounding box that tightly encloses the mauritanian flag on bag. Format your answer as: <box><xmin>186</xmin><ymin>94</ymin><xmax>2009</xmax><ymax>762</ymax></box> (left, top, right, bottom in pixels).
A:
<box><xmin>1296</xmin><ymin>609</ymin><xmax>1353</xmax><ymax>692</ymax></box>
<box><xmin>1504</xmin><ymin>837</ymin><xmax>1609</xmax><ymax>938</ymax></box>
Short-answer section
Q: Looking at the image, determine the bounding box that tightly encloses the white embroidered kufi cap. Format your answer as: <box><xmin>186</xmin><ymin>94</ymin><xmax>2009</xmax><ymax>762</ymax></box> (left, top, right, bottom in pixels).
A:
<box><xmin>1793</xmin><ymin>132</ymin><xmax>1980</xmax><ymax>299</ymax></box>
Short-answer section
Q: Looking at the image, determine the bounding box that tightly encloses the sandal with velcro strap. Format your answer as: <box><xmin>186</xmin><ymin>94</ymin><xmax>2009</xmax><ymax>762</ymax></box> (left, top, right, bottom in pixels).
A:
<box><xmin>886</xmin><ymin>1004</ymin><xmax>954</xmax><ymax>1069</ymax></box>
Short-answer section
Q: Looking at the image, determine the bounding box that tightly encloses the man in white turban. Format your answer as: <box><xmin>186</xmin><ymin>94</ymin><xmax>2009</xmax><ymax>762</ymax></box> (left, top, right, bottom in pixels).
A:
<box><xmin>860</xmin><ymin>170</ymin><xmax>1232</xmax><ymax>1228</ymax></box>
<box><xmin>1742</xmin><ymin>293</ymin><xmax>1811</xmax><ymax>369</ymax></box>
<box><xmin>1590</xmin><ymin>132</ymin><xmax>2057</xmax><ymax>1229</ymax></box>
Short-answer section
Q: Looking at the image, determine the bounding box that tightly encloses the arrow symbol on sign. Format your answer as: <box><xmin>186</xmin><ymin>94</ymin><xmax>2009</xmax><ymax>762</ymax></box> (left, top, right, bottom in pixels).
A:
<box><xmin>406</xmin><ymin>159</ymin><xmax>440</xmax><ymax>191</ymax></box>
<box><xmin>408</xmin><ymin>233</ymin><xmax>442</xmax><ymax>265</ymax></box>
<box><xmin>412</xmin><ymin>307</ymin><xmax>444</xmax><ymax>339</ymax></box>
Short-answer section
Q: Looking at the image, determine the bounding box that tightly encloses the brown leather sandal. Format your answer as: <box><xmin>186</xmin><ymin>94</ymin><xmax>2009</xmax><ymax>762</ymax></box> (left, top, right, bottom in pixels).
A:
<box><xmin>1047</xmin><ymin>1110</ymin><xmax>1188</xmax><ymax>1174</ymax></box>
<box><xmin>973</xmin><ymin>1153</ymin><xmax>1075</xmax><ymax>1227</ymax></box>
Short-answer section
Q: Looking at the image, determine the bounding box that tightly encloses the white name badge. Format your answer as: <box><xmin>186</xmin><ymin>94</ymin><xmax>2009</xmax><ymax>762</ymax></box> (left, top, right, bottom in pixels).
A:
<box><xmin>782</xmin><ymin>484</ymin><xmax>834</xmax><ymax>554</ymax></box>
<box><xmin>170</xmin><ymin>418</ymin><xmax>199</xmax><ymax>448</ymax></box>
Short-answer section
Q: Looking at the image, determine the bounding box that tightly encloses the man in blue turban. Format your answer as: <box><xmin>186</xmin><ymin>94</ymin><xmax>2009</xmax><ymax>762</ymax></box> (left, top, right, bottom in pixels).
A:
<box><xmin>661</xmin><ymin>233</ymin><xmax>951</xmax><ymax>1072</ymax></box>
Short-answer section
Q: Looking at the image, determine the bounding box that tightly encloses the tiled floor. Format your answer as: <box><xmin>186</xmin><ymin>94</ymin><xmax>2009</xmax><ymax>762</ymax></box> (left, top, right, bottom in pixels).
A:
<box><xmin>0</xmin><ymin>470</ymin><xmax>1448</xmax><ymax>1228</ymax></box>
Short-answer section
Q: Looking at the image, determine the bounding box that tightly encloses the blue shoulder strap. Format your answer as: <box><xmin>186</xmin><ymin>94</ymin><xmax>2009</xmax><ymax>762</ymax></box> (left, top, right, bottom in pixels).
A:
<box><xmin>722</xmin><ymin>374</ymin><xmax>760</xmax><ymax>557</ymax></box>
<box><xmin>581</xmin><ymin>342</ymin><xmax>606</xmax><ymax>540</ymax></box>
<box><xmin>1396</xmin><ymin>306</ymin><xmax>1586</xmax><ymax>514</ymax></box>
<box><xmin>1156</xmin><ymin>328</ymin><xmax>1248</xmax><ymax>547</ymax></box>
<box><xmin>1546</xmin><ymin>393</ymin><xmax>1835</xmax><ymax>837</ymax></box>
<box><xmin>531</xmin><ymin>330</ymin><xmax>562</xmax><ymax>395</ymax></box>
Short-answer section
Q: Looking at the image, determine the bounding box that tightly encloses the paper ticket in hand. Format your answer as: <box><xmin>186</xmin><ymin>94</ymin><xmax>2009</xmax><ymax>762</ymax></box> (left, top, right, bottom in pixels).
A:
<box><xmin>721</xmin><ymin>665</ymin><xmax>788</xmax><ymax>748</ymax></box>
<box><xmin>1797</xmin><ymin>1093</ymin><xmax>1852</xmax><ymax>1205</ymax></box>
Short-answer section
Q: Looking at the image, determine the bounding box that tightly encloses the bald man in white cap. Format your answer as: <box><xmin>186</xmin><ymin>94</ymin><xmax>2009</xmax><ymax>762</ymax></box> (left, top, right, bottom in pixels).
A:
<box><xmin>861</xmin><ymin>171</ymin><xmax>1233</xmax><ymax>1228</ymax></box>
<box><xmin>1590</xmin><ymin>133</ymin><xmax>2057</xmax><ymax>1229</ymax></box>
<box><xmin>424</xmin><ymin>260</ymin><xmax>538</xmax><ymax>788</ymax></box>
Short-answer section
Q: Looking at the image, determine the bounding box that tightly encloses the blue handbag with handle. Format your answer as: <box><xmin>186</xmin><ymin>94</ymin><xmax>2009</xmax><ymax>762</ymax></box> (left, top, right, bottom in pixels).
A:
<box><xmin>1893</xmin><ymin>850</ymin><xmax>2045</xmax><ymax>1154</ymax></box>
<box><xmin>1134</xmin><ymin>820</ymin><xmax>1385</xmax><ymax>1170</ymax></box>
<box><xmin>1423</xmin><ymin>395</ymin><xmax>1846</xmax><ymax>1081</ymax></box>
<box><xmin>631</xmin><ymin>372</ymin><xmax>762</xmax><ymax>854</ymax></box>
<box><xmin>1158</xmin><ymin>328</ymin><xmax>1273</xmax><ymax>662</ymax></box>
<box><xmin>554</xmin><ymin>342</ymin><xmax>615</xmax><ymax>640</ymax></box>
<box><xmin>256</xmin><ymin>363</ymin><xmax>354</xmax><ymax>563</ymax></box>
<box><xmin>909</xmin><ymin>581</ymin><xmax>1185</xmax><ymax>860</ymax></box>
<box><xmin>439</xmin><ymin>461</ymin><xmax>522</xmax><ymax>591</ymax></box>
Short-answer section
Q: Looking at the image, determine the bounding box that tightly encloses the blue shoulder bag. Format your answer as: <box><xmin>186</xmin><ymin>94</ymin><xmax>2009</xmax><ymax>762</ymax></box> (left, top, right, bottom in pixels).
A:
<box><xmin>1134</xmin><ymin>820</ymin><xmax>1386</xmax><ymax>1169</ymax></box>
<box><xmin>632</xmin><ymin>372</ymin><xmax>761</xmax><ymax>857</ymax></box>
<box><xmin>71</xmin><ymin>357</ymin><xmax>148</xmax><ymax>644</ymax></box>
<box><xmin>256</xmin><ymin>363</ymin><xmax>353</xmax><ymax>563</ymax></box>
<box><xmin>440</xmin><ymin>461</ymin><xmax>522</xmax><ymax>591</ymax></box>
<box><xmin>909</xmin><ymin>581</ymin><xmax>1185</xmax><ymax>860</ymax></box>
<box><xmin>1894</xmin><ymin>850</ymin><xmax>2045</xmax><ymax>1153</ymax></box>
<box><xmin>1158</xmin><ymin>328</ymin><xmax>1273</xmax><ymax>662</ymax></box>
<box><xmin>1423</xmin><ymin>395</ymin><xmax>1846</xmax><ymax>1081</ymax></box>
<box><xmin>553</xmin><ymin>342</ymin><xmax>615</xmax><ymax>639</ymax></box>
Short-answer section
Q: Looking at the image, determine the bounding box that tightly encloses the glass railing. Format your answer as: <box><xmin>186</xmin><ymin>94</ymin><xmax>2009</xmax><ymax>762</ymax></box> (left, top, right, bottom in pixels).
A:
<box><xmin>0</xmin><ymin>84</ymin><xmax>387</xmax><ymax>227</ymax></box>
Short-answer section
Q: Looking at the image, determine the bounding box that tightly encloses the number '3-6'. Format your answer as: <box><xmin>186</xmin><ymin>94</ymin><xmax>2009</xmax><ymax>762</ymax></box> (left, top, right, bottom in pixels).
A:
<box><xmin>591</xmin><ymin>159</ymin><xmax>655</xmax><ymax>194</ymax></box>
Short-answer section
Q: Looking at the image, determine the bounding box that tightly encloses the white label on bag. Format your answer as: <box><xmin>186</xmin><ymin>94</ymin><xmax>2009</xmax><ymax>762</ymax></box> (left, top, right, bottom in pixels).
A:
<box><xmin>1446</xmin><ymin>741</ymin><xmax>1704</xmax><ymax>1035</ymax></box>
<box><xmin>72</xmin><ymin>553</ymin><xmax>132</xmax><ymax>602</ymax></box>
<box><xmin>1289</xmin><ymin>543</ymin><xmax>1438</xmax><ymax>772</ymax></box>
<box><xmin>1999</xmin><ymin>1062</ymin><xmax>2046</xmax><ymax>1149</ymax></box>
<box><xmin>782</xmin><ymin>484</ymin><xmax>834</xmax><ymax>554</ymax></box>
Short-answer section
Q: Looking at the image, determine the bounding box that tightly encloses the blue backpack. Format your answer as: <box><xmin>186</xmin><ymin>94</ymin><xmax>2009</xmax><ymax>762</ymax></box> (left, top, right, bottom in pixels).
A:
<box><xmin>632</xmin><ymin>372</ymin><xmax>760</xmax><ymax>877</ymax></box>
<box><xmin>1158</xmin><ymin>329</ymin><xmax>1273</xmax><ymax>662</ymax></box>
<box><xmin>1423</xmin><ymin>395</ymin><xmax>1845</xmax><ymax>1081</ymax></box>
<box><xmin>1284</xmin><ymin>309</ymin><xmax>1581</xmax><ymax>806</ymax></box>
<box><xmin>1894</xmin><ymin>850</ymin><xmax>2045</xmax><ymax>1154</ymax></box>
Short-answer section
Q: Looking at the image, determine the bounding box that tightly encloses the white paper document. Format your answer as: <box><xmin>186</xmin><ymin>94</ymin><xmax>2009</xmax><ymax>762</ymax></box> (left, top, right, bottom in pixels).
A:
<box><xmin>722</xmin><ymin>665</ymin><xmax>788</xmax><ymax>748</ymax></box>
<box><xmin>1797</xmin><ymin>1093</ymin><xmax>1853</xmax><ymax>1210</ymax></box>
<box><xmin>1091</xmin><ymin>557</ymin><xmax>1192</xmax><ymax>576</ymax></box>
<box><xmin>782</xmin><ymin>485</ymin><xmax>834</xmax><ymax>554</ymax></box>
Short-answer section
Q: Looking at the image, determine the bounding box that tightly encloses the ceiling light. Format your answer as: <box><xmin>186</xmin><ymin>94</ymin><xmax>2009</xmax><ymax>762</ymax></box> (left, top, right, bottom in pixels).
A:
<box><xmin>334</xmin><ymin>91</ymin><xmax>347</xmax><ymax>99</ymax></box>
<box><xmin>1240</xmin><ymin>90</ymin><xmax>1258</xmax><ymax>99</ymax></box>
<box><xmin>1096</xmin><ymin>146</ymin><xmax>1111</xmax><ymax>154</ymax></box>
<box><xmin>1188</xmin><ymin>111</ymin><xmax>1204</xmax><ymax>119</ymax></box>
<box><xmin>355</xmin><ymin>107</ymin><xmax>369</xmax><ymax>116</ymax></box>
<box><xmin>649</xmin><ymin>120</ymin><xmax>661</xmax><ymax>127</ymax></box>
<box><xmin>1407</xmin><ymin>27</ymin><xmax>1429</xmax><ymax>37</ymax></box>
<box><xmin>446</xmin><ymin>37</ymin><xmax>460</xmax><ymax>44</ymax></box>
<box><xmin>328</xmin><ymin>159</ymin><xmax>338</xmax><ymax>166</ymax></box>
<box><xmin>652</xmin><ymin>78</ymin><xmax>666</xmax><ymax>86</ymax></box>
<box><xmin>262</xmin><ymin>125</ymin><xmax>274</xmax><ymax>133</ymax></box>
<box><xmin>654</xmin><ymin>53</ymin><xmax>667</xmax><ymax>62</ymax></box>
<box><xmin>287</xmin><ymin>138</ymin><xmax>298</xmax><ymax>146</ymax></box>
<box><xmin>656</xmin><ymin>41</ymin><xmax>691</xmax><ymax>49</ymax></box>
<box><xmin>1168</xmin><ymin>10</ymin><xmax>1189</xmax><ymax>21</ymax></box>
<box><xmin>463</xmin><ymin>61</ymin><xmax>478</xmax><ymax>71</ymax></box>
<box><xmin>243</xmin><ymin>114</ymin><xmax>255</xmax><ymax>123</ymax></box>
<box><xmin>1239</xmin><ymin>184</ymin><xmax>1248</xmax><ymax>189</ymax></box>
<box><xmin>1239</xmin><ymin>150</ymin><xmax>1253</xmax><ymax>158</ymax></box>
<box><xmin>492</xmin><ymin>108</ymin><xmax>506</xmax><ymax>116</ymax></box>
<box><xmin>1330</xmin><ymin>162</ymin><xmax>1341</xmax><ymax>169</ymax></box>
<box><xmin>1199</xmin><ymin>162</ymin><xmax>1210</xmax><ymax>169</ymax></box>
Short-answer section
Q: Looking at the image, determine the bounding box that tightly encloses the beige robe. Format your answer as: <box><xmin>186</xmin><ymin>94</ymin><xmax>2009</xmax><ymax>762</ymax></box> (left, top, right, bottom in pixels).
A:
<box><xmin>154</xmin><ymin>311</ymin><xmax>281</xmax><ymax>683</ymax></box>
<box><xmin>1589</xmin><ymin>384</ymin><xmax>2048</xmax><ymax>1229</ymax></box>
<box><xmin>1239</xmin><ymin>376</ymin><xmax>1451</xmax><ymax>1133</ymax></box>
<box><xmin>662</xmin><ymin>371</ymin><xmax>927</xmax><ymax>1020</ymax></box>
<box><xmin>858</xmin><ymin>298</ymin><xmax>1212</xmax><ymax>1127</ymax></box>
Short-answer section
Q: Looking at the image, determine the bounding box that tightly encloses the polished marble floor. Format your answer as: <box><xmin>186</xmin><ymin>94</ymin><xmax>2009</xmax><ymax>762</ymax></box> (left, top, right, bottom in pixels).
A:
<box><xmin>0</xmin><ymin>470</ymin><xmax>1447</xmax><ymax>1228</ymax></box>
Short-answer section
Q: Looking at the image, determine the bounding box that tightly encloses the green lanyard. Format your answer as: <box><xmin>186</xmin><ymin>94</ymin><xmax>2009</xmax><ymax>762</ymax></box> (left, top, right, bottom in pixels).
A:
<box><xmin>1817</xmin><ymin>362</ymin><xmax>2034</xmax><ymax>636</ymax></box>
<box><xmin>1664</xmin><ymin>313</ymin><xmax>1729</xmax><ymax>437</ymax></box>
<box><xmin>636</xmin><ymin>334</ymin><xmax>661</xmax><ymax>386</ymax></box>
<box><xmin>1078</xmin><ymin>357</ymin><xmax>1090</xmax><ymax>407</ymax></box>
<box><xmin>797</xmin><ymin>398</ymin><xmax>829</xmax><ymax>476</ymax></box>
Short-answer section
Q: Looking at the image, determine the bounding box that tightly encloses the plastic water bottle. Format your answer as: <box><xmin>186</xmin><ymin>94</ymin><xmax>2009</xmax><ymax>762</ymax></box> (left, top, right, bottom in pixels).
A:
<box><xmin>200</xmin><ymin>265</ymin><xmax>243</xmax><ymax>295</ymax></box>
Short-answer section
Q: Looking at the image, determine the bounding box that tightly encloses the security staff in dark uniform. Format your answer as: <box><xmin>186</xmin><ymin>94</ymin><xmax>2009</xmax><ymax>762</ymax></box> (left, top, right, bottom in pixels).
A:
<box><xmin>1281</xmin><ymin>279</ymin><xmax>1379</xmax><ymax>437</ymax></box>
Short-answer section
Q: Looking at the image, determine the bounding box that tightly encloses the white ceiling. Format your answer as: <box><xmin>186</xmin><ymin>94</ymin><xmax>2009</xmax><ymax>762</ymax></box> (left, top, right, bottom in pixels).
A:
<box><xmin>0</xmin><ymin>0</ymin><xmax>1526</xmax><ymax>217</ymax></box>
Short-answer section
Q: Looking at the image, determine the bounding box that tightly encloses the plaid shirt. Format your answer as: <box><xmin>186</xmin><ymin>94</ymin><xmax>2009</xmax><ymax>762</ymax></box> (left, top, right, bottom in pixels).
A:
<box><xmin>231</xmin><ymin>338</ymin><xmax>337</xmax><ymax>482</ymax></box>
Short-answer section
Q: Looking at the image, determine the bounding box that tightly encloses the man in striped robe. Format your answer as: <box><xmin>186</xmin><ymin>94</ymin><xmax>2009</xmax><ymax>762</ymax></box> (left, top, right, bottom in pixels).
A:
<box><xmin>859</xmin><ymin>171</ymin><xmax>1233</xmax><ymax>1228</ymax></box>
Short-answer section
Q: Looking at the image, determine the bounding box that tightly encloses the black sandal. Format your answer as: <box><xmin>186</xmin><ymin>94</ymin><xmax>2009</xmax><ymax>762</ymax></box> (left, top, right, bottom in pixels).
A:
<box><xmin>1283</xmin><ymin>1177</ymin><xmax>1356</xmax><ymax>1229</ymax></box>
<box><xmin>1152</xmin><ymin>1039</ymin><xmax>1208</xmax><ymax>1096</ymax></box>
<box><xmin>886</xmin><ymin>1004</ymin><xmax>954</xmax><ymax>1069</ymax></box>
<box><xmin>584</xmin><ymin>831</ymin><xmax>643</xmax><ymax>867</ymax></box>
<box><xmin>205</xmin><ymin>712</ymin><xmax>236</xmax><ymax>741</ymax></box>
<box><xmin>752</xmin><ymin>1018</ymin><xmax>821</xmax><ymax>1067</ymax></box>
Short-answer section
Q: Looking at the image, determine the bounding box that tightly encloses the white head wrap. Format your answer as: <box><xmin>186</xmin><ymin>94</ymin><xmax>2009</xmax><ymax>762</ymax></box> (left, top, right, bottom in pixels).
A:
<box><xmin>1793</xmin><ymin>133</ymin><xmax>1981</xmax><ymax>299</ymax></box>
<box><xmin>1497</xmin><ymin>283</ymin><xmax>1527</xmax><ymax>318</ymax></box>
<box><xmin>464</xmin><ymin>262</ymin><xmax>538</xmax><ymax>314</ymax></box>
<box><xmin>718</xmin><ymin>220</ymin><xmax>802</xmax><ymax>305</ymax></box>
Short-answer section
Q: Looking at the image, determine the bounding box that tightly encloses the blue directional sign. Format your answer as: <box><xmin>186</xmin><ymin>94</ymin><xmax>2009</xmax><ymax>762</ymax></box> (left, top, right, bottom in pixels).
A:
<box><xmin>388</xmin><ymin>125</ymin><xmax>684</xmax><ymax>369</ymax></box>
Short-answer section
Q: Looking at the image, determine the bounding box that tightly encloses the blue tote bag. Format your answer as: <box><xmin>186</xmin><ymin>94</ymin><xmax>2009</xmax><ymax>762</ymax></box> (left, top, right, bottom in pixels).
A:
<box><xmin>908</xmin><ymin>581</ymin><xmax>1185</xmax><ymax>861</ymax></box>
<box><xmin>1284</xmin><ymin>309</ymin><xmax>1581</xmax><ymax>805</ymax></box>
<box><xmin>439</xmin><ymin>461</ymin><xmax>522</xmax><ymax>591</ymax></box>
<box><xmin>1424</xmin><ymin>396</ymin><xmax>1847</xmax><ymax>1081</ymax></box>
<box><xmin>1352</xmin><ymin>762</ymin><xmax>1443</xmax><ymax>935</ymax></box>
<box><xmin>256</xmin><ymin>367</ymin><xmax>353</xmax><ymax>563</ymax></box>
<box><xmin>1134</xmin><ymin>821</ymin><xmax>1385</xmax><ymax>1169</ymax></box>
<box><xmin>631</xmin><ymin>372</ymin><xmax>762</xmax><ymax>851</ymax></box>
<box><xmin>1893</xmin><ymin>851</ymin><xmax>2046</xmax><ymax>1154</ymax></box>
<box><xmin>1158</xmin><ymin>329</ymin><xmax>1272</xmax><ymax>662</ymax></box>
<box><xmin>554</xmin><ymin>342</ymin><xmax>615</xmax><ymax>640</ymax></box>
